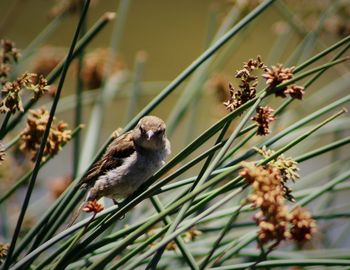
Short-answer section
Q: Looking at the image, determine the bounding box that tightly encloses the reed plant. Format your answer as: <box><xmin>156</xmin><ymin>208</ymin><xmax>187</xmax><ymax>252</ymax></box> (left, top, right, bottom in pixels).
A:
<box><xmin>0</xmin><ymin>0</ymin><xmax>350</xmax><ymax>269</ymax></box>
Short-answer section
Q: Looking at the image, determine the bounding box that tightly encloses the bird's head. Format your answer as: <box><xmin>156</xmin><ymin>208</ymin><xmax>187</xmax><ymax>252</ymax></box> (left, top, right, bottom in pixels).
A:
<box><xmin>133</xmin><ymin>116</ymin><xmax>167</xmax><ymax>150</ymax></box>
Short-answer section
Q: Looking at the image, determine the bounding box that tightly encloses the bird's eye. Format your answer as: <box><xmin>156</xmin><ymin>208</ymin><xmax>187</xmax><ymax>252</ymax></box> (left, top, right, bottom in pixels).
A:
<box><xmin>155</xmin><ymin>129</ymin><xmax>164</xmax><ymax>135</ymax></box>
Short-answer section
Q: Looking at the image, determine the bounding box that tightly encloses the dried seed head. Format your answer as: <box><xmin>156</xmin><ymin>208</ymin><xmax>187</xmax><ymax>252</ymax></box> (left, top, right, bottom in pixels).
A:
<box><xmin>27</xmin><ymin>75</ymin><xmax>50</xmax><ymax>100</ymax></box>
<box><xmin>165</xmin><ymin>227</ymin><xmax>202</xmax><ymax>251</ymax></box>
<box><xmin>82</xmin><ymin>48</ymin><xmax>125</xmax><ymax>90</ymax></box>
<box><xmin>257</xmin><ymin>146</ymin><xmax>300</xmax><ymax>183</ymax></box>
<box><xmin>183</xmin><ymin>227</ymin><xmax>202</xmax><ymax>243</ymax></box>
<box><xmin>224</xmin><ymin>56</ymin><xmax>266</xmax><ymax>111</ymax></box>
<box><xmin>0</xmin><ymin>243</ymin><xmax>9</xmax><ymax>264</ymax></box>
<box><xmin>324</xmin><ymin>3</ymin><xmax>350</xmax><ymax>39</ymax></box>
<box><xmin>256</xmin><ymin>146</ymin><xmax>300</xmax><ymax>202</ymax></box>
<box><xmin>31</xmin><ymin>46</ymin><xmax>63</xmax><ymax>78</ymax></box>
<box><xmin>165</xmin><ymin>241</ymin><xmax>177</xmax><ymax>251</ymax></box>
<box><xmin>240</xmin><ymin>162</ymin><xmax>291</xmax><ymax>246</ymax></box>
<box><xmin>1</xmin><ymin>39</ymin><xmax>20</xmax><ymax>63</ymax></box>
<box><xmin>208</xmin><ymin>74</ymin><xmax>231</xmax><ymax>103</ymax></box>
<box><xmin>19</xmin><ymin>108</ymin><xmax>72</xmax><ymax>161</ymax></box>
<box><xmin>1</xmin><ymin>73</ymin><xmax>37</xmax><ymax>113</ymax></box>
<box><xmin>0</xmin><ymin>73</ymin><xmax>50</xmax><ymax>114</ymax></box>
<box><xmin>251</xmin><ymin>106</ymin><xmax>276</xmax><ymax>136</ymax></box>
<box><xmin>82</xmin><ymin>200</ymin><xmax>104</xmax><ymax>213</ymax></box>
<box><xmin>262</xmin><ymin>64</ymin><xmax>294</xmax><ymax>89</ymax></box>
<box><xmin>284</xmin><ymin>84</ymin><xmax>305</xmax><ymax>100</ymax></box>
<box><xmin>0</xmin><ymin>39</ymin><xmax>20</xmax><ymax>85</ymax></box>
<box><xmin>0</xmin><ymin>81</ymin><xmax>24</xmax><ymax>113</ymax></box>
<box><xmin>256</xmin><ymin>210</ymin><xmax>291</xmax><ymax>246</ymax></box>
<box><xmin>0</xmin><ymin>63</ymin><xmax>10</xmax><ymax>84</ymax></box>
<box><xmin>290</xmin><ymin>206</ymin><xmax>317</xmax><ymax>243</ymax></box>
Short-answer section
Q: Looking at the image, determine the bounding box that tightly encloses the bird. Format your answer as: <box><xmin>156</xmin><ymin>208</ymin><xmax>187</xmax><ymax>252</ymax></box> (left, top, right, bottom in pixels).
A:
<box><xmin>79</xmin><ymin>115</ymin><xmax>171</xmax><ymax>205</ymax></box>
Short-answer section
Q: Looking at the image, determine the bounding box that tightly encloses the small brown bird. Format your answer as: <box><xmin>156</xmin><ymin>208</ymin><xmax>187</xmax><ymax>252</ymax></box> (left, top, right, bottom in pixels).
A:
<box><xmin>79</xmin><ymin>115</ymin><xmax>171</xmax><ymax>204</ymax></box>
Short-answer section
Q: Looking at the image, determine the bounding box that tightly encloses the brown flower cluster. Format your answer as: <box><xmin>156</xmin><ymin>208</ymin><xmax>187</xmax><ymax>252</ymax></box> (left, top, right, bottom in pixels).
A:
<box><xmin>262</xmin><ymin>64</ymin><xmax>294</xmax><ymax>89</ymax></box>
<box><xmin>31</xmin><ymin>46</ymin><xmax>65</xmax><ymax>97</ymax></box>
<box><xmin>0</xmin><ymin>73</ymin><xmax>50</xmax><ymax>114</ymax></box>
<box><xmin>262</xmin><ymin>64</ymin><xmax>305</xmax><ymax>99</ymax></box>
<box><xmin>0</xmin><ymin>243</ymin><xmax>9</xmax><ymax>265</ymax></box>
<box><xmin>256</xmin><ymin>146</ymin><xmax>300</xmax><ymax>202</ymax></box>
<box><xmin>0</xmin><ymin>39</ymin><xmax>20</xmax><ymax>85</ymax></box>
<box><xmin>208</xmin><ymin>74</ymin><xmax>231</xmax><ymax>103</ymax></box>
<box><xmin>32</xmin><ymin>46</ymin><xmax>63</xmax><ymax>78</ymax></box>
<box><xmin>82</xmin><ymin>48</ymin><xmax>125</xmax><ymax>90</ymax></box>
<box><xmin>240</xmin><ymin>162</ymin><xmax>316</xmax><ymax>247</ymax></box>
<box><xmin>241</xmin><ymin>162</ymin><xmax>291</xmax><ymax>246</ymax></box>
<box><xmin>82</xmin><ymin>200</ymin><xmax>104</xmax><ymax>213</ymax></box>
<box><xmin>290</xmin><ymin>206</ymin><xmax>317</xmax><ymax>243</ymax></box>
<box><xmin>324</xmin><ymin>1</ymin><xmax>350</xmax><ymax>39</ymax></box>
<box><xmin>252</xmin><ymin>106</ymin><xmax>275</xmax><ymax>136</ymax></box>
<box><xmin>224</xmin><ymin>56</ymin><xmax>266</xmax><ymax>111</ymax></box>
<box><xmin>284</xmin><ymin>84</ymin><xmax>305</xmax><ymax>100</ymax></box>
<box><xmin>19</xmin><ymin>108</ymin><xmax>71</xmax><ymax>161</ymax></box>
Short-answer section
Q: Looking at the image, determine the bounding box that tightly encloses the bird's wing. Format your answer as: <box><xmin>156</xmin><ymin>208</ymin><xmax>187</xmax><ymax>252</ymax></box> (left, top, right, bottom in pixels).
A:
<box><xmin>79</xmin><ymin>131</ymin><xmax>135</xmax><ymax>187</ymax></box>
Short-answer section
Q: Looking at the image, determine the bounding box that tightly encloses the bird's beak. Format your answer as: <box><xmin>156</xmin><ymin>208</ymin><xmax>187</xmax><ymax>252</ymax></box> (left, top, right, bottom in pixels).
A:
<box><xmin>146</xmin><ymin>130</ymin><xmax>154</xmax><ymax>140</ymax></box>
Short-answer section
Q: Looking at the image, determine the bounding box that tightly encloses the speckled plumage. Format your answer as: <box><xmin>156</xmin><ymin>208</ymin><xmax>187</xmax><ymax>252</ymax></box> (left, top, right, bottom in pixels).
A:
<box><xmin>79</xmin><ymin>116</ymin><xmax>170</xmax><ymax>201</ymax></box>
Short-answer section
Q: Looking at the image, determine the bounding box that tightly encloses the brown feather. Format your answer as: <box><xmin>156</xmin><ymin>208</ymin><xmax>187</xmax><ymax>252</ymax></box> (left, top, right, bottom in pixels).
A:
<box><xmin>79</xmin><ymin>131</ymin><xmax>135</xmax><ymax>187</ymax></box>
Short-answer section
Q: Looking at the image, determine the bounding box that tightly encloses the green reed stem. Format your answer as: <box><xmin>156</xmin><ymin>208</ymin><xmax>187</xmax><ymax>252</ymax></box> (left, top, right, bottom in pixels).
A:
<box><xmin>1</xmin><ymin>2</ymin><xmax>90</xmax><ymax>268</ymax></box>
<box><xmin>73</xmin><ymin>2</ymin><xmax>87</xmax><ymax>178</ymax></box>
<box><xmin>211</xmin><ymin>259</ymin><xmax>350</xmax><ymax>269</ymax></box>
<box><xmin>3</xmin><ymin>134</ymin><xmax>20</xmax><ymax>151</ymax></box>
<box><xmin>126</xmin><ymin>51</ymin><xmax>146</xmax><ymax>123</ymax></box>
<box><xmin>199</xmin><ymin>205</ymin><xmax>244</xmax><ymax>269</ymax></box>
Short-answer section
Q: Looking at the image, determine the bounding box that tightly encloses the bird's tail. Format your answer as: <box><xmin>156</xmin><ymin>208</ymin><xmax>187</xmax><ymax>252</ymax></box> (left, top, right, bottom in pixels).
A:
<box><xmin>67</xmin><ymin>188</ymin><xmax>99</xmax><ymax>228</ymax></box>
<box><xmin>67</xmin><ymin>201</ymin><xmax>86</xmax><ymax>228</ymax></box>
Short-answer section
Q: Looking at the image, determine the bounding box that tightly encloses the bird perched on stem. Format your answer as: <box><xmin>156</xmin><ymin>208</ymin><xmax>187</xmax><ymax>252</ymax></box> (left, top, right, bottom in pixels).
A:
<box><xmin>79</xmin><ymin>115</ymin><xmax>171</xmax><ymax>205</ymax></box>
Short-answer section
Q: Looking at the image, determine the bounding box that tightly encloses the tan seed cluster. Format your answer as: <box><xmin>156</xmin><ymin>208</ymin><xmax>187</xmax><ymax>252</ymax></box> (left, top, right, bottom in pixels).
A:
<box><xmin>240</xmin><ymin>162</ymin><xmax>316</xmax><ymax>247</ymax></box>
<box><xmin>165</xmin><ymin>227</ymin><xmax>202</xmax><ymax>251</ymax></box>
<box><xmin>241</xmin><ymin>162</ymin><xmax>291</xmax><ymax>245</ymax></box>
<box><xmin>262</xmin><ymin>64</ymin><xmax>305</xmax><ymax>99</ymax></box>
<box><xmin>82</xmin><ymin>48</ymin><xmax>125</xmax><ymax>90</ymax></box>
<box><xmin>32</xmin><ymin>46</ymin><xmax>63</xmax><ymax>78</ymax></box>
<box><xmin>0</xmin><ymin>39</ymin><xmax>20</xmax><ymax>85</ymax></box>
<box><xmin>0</xmin><ymin>243</ymin><xmax>9</xmax><ymax>264</ymax></box>
<box><xmin>256</xmin><ymin>146</ymin><xmax>300</xmax><ymax>202</ymax></box>
<box><xmin>262</xmin><ymin>64</ymin><xmax>294</xmax><ymax>89</ymax></box>
<box><xmin>284</xmin><ymin>84</ymin><xmax>305</xmax><ymax>100</ymax></box>
<box><xmin>290</xmin><ymin>206</ymin><xmax>317</xmax><ymax>243</ymax></box>
<box><xmin>224</xmin><ymin>56</ymin><xmax>266</xmax><ymax>111</ymax></box>
<box><xmin>208</xmin><ymin>74</ymin><xmax>231</xmax><ymax>103</ymax></box>
<box><xmin>19</xmin><ymin>108</ymin><xmax>71</xmax><ymax>161</ymax></box>
<box><xmin>252</xmin><ymin>106</ymin><xmax>276</xmax><ymax>136</ymax></box>
<box><xmin>0</xmin><ymin>72</ymin><xmax>50</xmax><ymax>114</ymax></box>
